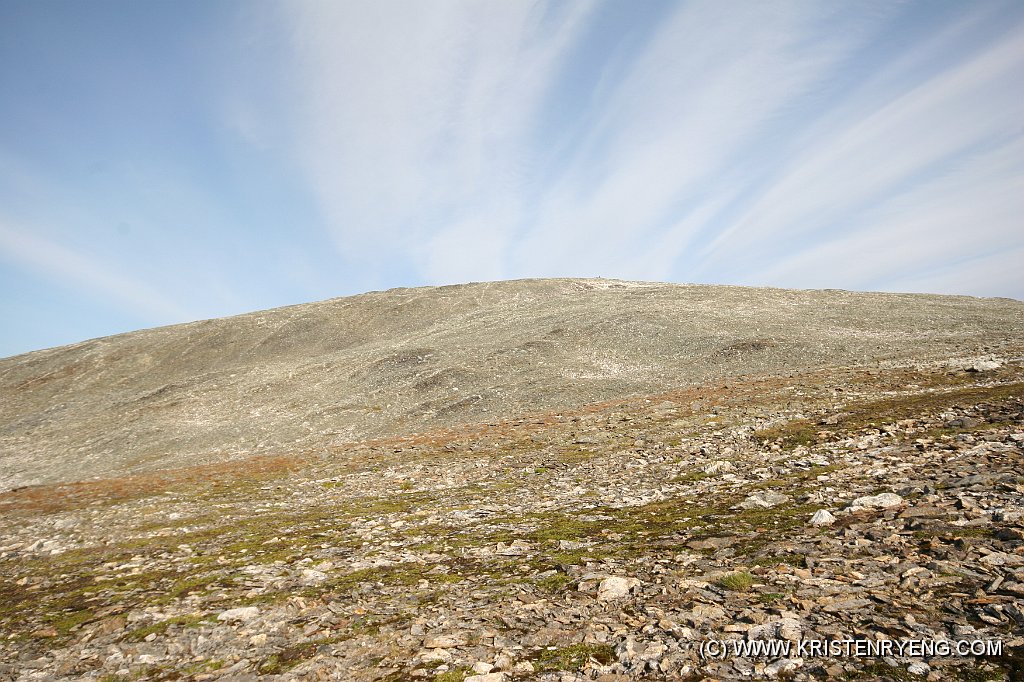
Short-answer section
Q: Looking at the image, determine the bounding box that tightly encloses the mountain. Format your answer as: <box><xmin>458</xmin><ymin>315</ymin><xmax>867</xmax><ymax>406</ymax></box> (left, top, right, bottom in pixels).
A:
<box><xmin>2</xmin><ymin>278</ymin><xmax>1022</xmax><ymax>490</ymax></box>
<box><xmin>2</xmin><ymin>279</ymin><xmax>1023</xmax><ymax>680</ymax></box>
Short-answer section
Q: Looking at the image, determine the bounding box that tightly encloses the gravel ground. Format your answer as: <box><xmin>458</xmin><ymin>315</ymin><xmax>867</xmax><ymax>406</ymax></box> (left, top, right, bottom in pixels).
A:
<box><xmin>0</xmin><ymin>358</ymin><xmax>1021</xmax><ymax>681</ymax></box>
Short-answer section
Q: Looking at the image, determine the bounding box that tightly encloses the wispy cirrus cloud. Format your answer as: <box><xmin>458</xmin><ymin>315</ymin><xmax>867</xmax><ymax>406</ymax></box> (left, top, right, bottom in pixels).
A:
<box><xmin>2</xmin><ymin>1</ymin><xmax>1022</xmax><ymax>357</ymax></box>
<box><xmin>696</xmin><ymin>9</ymin><xmax>1024</xmax><ymax>289</ymax></box>
<box><xmin>281</xmin><ymin>0</ymin><xmax>595</xmax><ymax>284</ymax></box>
<box><xmin>508</xmin><ymin>2</ymin><xmax>895</xmax><ymax>281</ymax></box>
<box><xmin>276</xmin><ymin>1</ymin><xmax>1024</xmax><ymax>298</ymax></box>
<box><xmin>0</xmin><ymin>219</ymin><xmax>192</xmax><ymax>322</ymax></box>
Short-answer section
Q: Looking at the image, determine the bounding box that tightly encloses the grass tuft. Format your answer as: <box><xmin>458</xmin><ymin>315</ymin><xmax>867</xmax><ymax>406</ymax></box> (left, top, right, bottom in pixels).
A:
<box><xmin>718</xmin><ymin>572</ymin><xmax>755</xmax><ymax>591</ymax></box>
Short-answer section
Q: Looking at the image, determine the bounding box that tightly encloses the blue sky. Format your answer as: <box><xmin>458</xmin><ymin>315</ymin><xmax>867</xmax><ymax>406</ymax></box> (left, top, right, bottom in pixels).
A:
<box><xmin>1</xmin><ymin>1</ymin><xmax>1023</xmax><ymax>358</ymax></box>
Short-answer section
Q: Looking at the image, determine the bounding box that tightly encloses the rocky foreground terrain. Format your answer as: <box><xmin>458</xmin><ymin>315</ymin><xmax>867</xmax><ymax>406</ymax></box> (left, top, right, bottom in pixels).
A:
<box><xmin>1</xmin><ymin>281</ymin><xmax>1023</xmax><ymax>681</ymax></box>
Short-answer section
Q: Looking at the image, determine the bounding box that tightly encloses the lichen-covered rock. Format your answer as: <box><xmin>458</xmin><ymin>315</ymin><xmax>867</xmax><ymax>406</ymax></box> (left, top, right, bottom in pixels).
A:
<box><xmin>849</xmin><ymin>492</ymin><xmax>904</xmax><ymax>510</ymax></box>
<box><xmin>598</xmin><ymin>576</ymin><xmax>641</xmax><ymax>601</ymax></box>
<box><xmin>216</xmin><ymin>607</ymin><xmax>259</xmax><ymax>623</ymax></box>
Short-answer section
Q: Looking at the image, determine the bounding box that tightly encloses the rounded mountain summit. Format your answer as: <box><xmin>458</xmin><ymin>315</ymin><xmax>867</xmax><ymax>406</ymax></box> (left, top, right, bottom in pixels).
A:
<box><xmin>2</xmin><ymin>278</ymin><xmax>1022</xmax><ymax>489</ymax></box>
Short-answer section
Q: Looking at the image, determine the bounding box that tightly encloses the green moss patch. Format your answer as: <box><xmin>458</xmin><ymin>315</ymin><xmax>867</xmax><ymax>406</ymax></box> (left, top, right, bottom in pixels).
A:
<box><xmin>532</xmin><ymin>643</ymin><xmax>616</xmax><ymax>672</ymax></box>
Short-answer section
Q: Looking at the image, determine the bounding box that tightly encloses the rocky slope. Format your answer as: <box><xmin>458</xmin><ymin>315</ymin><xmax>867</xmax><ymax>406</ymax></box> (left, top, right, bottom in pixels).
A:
<box><xmin>0</xmin><ymin>280</ymin><xmax>1022</xmax><ymax>681</ymax></box>
<box><xmin>2</xmin><ymin>279</ymin><xmax>1023</xmax><ymax>490</ymax></box>
<box><xmin>0</xmin><ymin>352</ymin><xmax>1022</xmax><ymax>680</ymax></box>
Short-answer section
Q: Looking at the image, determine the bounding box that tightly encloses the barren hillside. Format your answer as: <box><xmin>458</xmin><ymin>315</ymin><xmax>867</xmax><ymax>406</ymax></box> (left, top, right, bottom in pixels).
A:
<box><xmin>2</xmin><ymin>279</ymin><xmax>1022</xmax><ymax>490</ymax></box>
<box><xmin>2</xmin><ymin>279</ymin><xmax>1024</xmax><ymax>681</ymax></box>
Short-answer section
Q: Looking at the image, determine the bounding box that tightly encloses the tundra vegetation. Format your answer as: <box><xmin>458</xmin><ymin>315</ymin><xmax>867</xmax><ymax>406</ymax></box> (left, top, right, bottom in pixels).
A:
<box><xmin>0</xmin><ymin>280</ymin><xmax>1022</xmax><ymax>680</ymax></box>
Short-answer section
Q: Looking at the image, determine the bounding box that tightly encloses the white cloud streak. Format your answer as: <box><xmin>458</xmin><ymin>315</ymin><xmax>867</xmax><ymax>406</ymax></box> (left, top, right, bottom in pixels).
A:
<box><xmin>510</xmin><ymin>2</ymin><xmax>888</xmax><ymax>278</ymax></box>
<box><xmin>275</xmin><ymin>0</ymin><xmax>1024</xmax><ymax>298</ymax></box>
<box><xmin>749</xmin><ymin>134</ymin><xmax>1024</xmax><ymax>293</ymax></box>
<box><xmin>283</xmin><ymin>0</ymin><xmax>592</xmax><ymax>282</ymax></box>
<box><xmin>699</xmin><ymin>16</ymin><xmax>1024</xmax><ymax>277</ymax></box>
<box><xmin>0</xmin><ymin>220</ymin><xmax>191</xmax><ymax>322</ymax></box>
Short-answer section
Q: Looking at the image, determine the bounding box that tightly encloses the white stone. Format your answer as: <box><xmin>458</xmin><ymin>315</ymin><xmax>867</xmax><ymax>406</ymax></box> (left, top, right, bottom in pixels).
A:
<box><xmin>778</xmin><ymin>618</ymin><xmax>803</xmax><ymax>642</ymax></box>
<box><xmin>300</xmin><ymin>568</ymin><xmax>327</xmax><ymax>584</ymax></box>
<box><xmin>849</xmin><ymin>493</ymin><xmax>904</xmax><ymax>510</ymax></box>
<box><xmin>809</xmin><ymin>509</ymin><xmax>836</xmax><ymax>526</ymax></box>
<box><xmin>493</xmin><ymin>652</ymin><xmax>514</xmax><ymax>671</ymax></box>
<box><xmin>216</xmin><ymin>606</ymin><xmax>259</xmax><ymax>623</ymax></box>
<box><xmin>746</xmin><ymin>623</ymin><xmax>777</xmax><ymax>641</ymax></box>
<box><xmin>423</xmin><ymin>633</ymin><xmax>468</xmax><ymax>648</ymax></box>
<box><xmin>641</xmin><ymin>641</ymin><xmax>668</xmax><ymax>662</ymax></box>
<box><xmin>739</xmin><ymin>491</ymin><xmax>790</xmax><ymax>509</ymax></box>
<box><xmin>979</xmin><ymin>551</ymin><xmax>1017</xmax><ymax>567</ymax></box>
<box><xmin>495</xmin><ymin>540</ymin><xmax>531</xmax><ymax>556</ymax></box>
<box><xmin>598</xmin><ymin>576</ymin><xmax>640</xmax><ymax>601</ymax></box>
<box><xmin>703</xmin><ymin>460</ymin><xmax>735</xmax><ymax>475</ymax></box>
<box><xmin>764</xmin><ymin>658</ymin><xmax>803</xmax><ymax>677</ymax></box>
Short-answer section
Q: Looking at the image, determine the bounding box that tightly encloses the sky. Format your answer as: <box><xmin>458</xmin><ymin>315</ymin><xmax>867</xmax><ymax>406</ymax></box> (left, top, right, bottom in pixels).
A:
<box><xmin>1</xmin><ymin>0</ymin><xmax>1023</xmax><ymax>358</ymax></box>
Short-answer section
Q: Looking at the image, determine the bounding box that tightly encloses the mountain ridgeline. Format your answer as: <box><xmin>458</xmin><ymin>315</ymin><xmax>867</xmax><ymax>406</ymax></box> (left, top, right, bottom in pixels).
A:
<box><xmin>2</xmin><ymin>278</ymin><xmax>1022</xmax><ymax>490</ymax></box>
